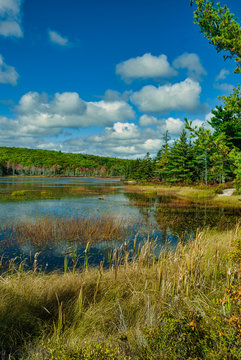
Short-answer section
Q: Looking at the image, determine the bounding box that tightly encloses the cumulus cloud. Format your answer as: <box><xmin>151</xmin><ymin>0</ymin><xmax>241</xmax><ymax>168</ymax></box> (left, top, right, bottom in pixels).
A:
<box><xmin>116</xmin><ymin>53</ymin><xmax>177</xmax><ymax>81</ymax></box>
<box><xmin>0</xmin><ymin>91</ymin><xmax>135</xmax><ymax>148</ymax></box>
<box><xmin>48</xmin><ymin>29</ymin><xmax>69</xmax><ymax>46</ymax></box>
<box><xmin>104</xmin><ymin>89</ymin><xmax>132</xmax><ymax>102</ymax></box>
<box><xmin>173</xmin><ymin>53</ymin><xmax>206</xmax><ymax>81</ymax></box>
<box><xmin>64</xmin><ymin>122</ymin><xmax>162</xmax><ymax>158</ymax></box>
<box><xmin>0</xmin><ymin>0</ymin><xmax>23</xmax><ymax>38</ymax></box>
<box><xmin>216</xmin><ymin>69</ymin><xmax>229</xmax><ymax>81</ymax></box>
<box><xmin>139</xmin><ymin>114</ymin><xmax>159</xmax><ymax>126</ymax></box>
<box><xmin>157</xmin><ymin>117</ymin><xmax>184</xmax><ymax>137</ymax></box>
<box><xmin>140</xmin><ymin>114</ymin><xmax>184</xmax><ymax>137</ymax></box>
<box><xmin>0</xmin><ymin>54</ymin><xmax>19</xmax><ymax>85</ymax></box>
<box><xmin>131</xmin><ymin>78</ymin><xmax>203</xmax><ymax>113</ymax></box>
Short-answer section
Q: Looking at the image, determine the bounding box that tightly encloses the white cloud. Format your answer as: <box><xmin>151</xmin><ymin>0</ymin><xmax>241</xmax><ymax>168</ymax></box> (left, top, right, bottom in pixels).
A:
<box><xmin>214</xmin><ymin>69</ymin><xmax>233</xmax><ymax>93</ymax></box>
<box><xmin>116</xmin><ymin>53</ymin><xmax>177</xmax><ymax>81</ymax></box>
<box><xmin>216</xmin><ymin>69</ymin><xmax>229</xmax><ymax>81</ymax></box>
<box><xmin>140</xmin><ymin>114</ymin><xmax>184</xmax><ymax>137</ymax></box>
<box><xmin>190</xmin><ymin>113</ymin><xmax>214</xmax><ymax>132</ymax></box>
<box><xmin>64</xmin><ymin>122</ymin><xmax>162</xmax><ymax>158</ymax></box>
<box><xmin>214</xmin><ymin>82</ymin><xmax>234</xmax><ymax>93</ymax></box>
<box><xmin>0</xmin><ymin>91</ymin><xmax>135</xmax><ymax>146</ymax></box>
<box><xmin>104</xmin><ymin>89</ymin><xmax>132</xmax><ymax>102</ymax></box>
<box><xmin>0</xmin><ymin>54</ymin><xmax>19</xmax><ymax>85</ymax></box>
<box><xmin>157</xmin><ymin>117</ymin><xmax>184</xmax><ymax>137</ymax></box>
<box><xmin>139</xmin><ymin>114</ymin><xmax>159</xmax><ymax>126</ymax></box>
<box><xmin>131</xmin><ymin>78</ymin><xmax>202</xmax><ymax>113</ymax></box>
<box><xmin>52</xmin><ymin>92</ymin><xmax>86</xmax><ymax>114</ymax></box>
<box><xmin>0</xmin><ymin>0</ymin><xmax>23</xmax><ymax>38</ymax></box>
<box><xmin>173</xmin><ymin>53</ymin><xmax>206</xmax><ymax>81</ymax></box>
<box><xmin>48</xmin><ymin>29</ymin><xmax>69</xmax><ymax>46</ymax></box>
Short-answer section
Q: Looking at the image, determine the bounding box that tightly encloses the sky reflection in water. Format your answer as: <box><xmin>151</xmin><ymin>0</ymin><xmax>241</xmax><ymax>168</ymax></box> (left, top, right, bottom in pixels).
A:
<box><xmin>0</xmin><ymin>177</ymin><xmax>239</xmax><ymax>272</ymax></box>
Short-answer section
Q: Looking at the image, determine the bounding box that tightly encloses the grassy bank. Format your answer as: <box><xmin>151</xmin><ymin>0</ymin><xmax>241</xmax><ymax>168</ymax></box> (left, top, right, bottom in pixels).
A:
<box><xmin>0</xmin><ymin>227</ymin><xmax>240</xmax><ymax>359</ymax></box>
<box><xmin>124</xmin><ymin>184</ymin><xmax>241</xmax><ymax>208</ymax></box>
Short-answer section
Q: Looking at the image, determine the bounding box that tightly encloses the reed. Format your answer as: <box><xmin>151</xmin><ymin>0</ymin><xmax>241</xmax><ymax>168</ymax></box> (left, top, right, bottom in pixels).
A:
<box><xmin>0</xmin><ymin>226</ymin><xmax>240</xmax><ymax>359</ymax></box>
<box><xmin>0</xmin><ymin>215</ymin><xmax>131</xmax><ymax>247</ymax></box>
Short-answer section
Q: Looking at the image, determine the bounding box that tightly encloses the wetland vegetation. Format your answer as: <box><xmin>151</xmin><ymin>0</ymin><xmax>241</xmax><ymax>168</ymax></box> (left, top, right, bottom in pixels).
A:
<box><xmin>0</xmin><ymin>176</ymin><xmax>240</xmax><ymax>359</ymax></box>
<box><xmin>0</xmin><ymin>0</ymin><xmax>241</xmax><ymax>358</ymax></box>
<box><xmin>0</xmin><ymin>227</ymin><xmax>240</xmax><ymax>359</ymax></box>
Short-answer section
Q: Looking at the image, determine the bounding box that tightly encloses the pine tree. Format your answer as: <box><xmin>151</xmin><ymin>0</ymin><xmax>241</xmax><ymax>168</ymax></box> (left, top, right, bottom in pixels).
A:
<box><xmin>166</xmin><ymin>130</ymin><xmax>194</xmax><ymax>183</ymax></box>
<box><xmin>155</xmin><ymin>131</ymin><xmax>171</xmax><ymax>182</ymax></box>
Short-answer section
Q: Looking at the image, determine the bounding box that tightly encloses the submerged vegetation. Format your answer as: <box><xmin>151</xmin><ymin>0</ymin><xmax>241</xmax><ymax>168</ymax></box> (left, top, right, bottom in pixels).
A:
<box><xmin>0</xmin><ymin>227</ymin><xmax>240</xmax><ymax>359</ymax></box>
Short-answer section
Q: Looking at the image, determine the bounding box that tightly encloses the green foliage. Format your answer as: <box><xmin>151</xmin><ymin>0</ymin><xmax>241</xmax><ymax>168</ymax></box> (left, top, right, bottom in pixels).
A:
<box><xmin>166</xmin><ymin>130</ymin><xmax>195</xmax><ymax>183</ymax></box>
<box><xmin>124</xmin><ymin>153</ymin><xmax>155</xmax><ymax>181</ymax></box>
<box><xmin>143</xmin><ymin>313</ymin><xmax>211</xmax><ymax>359</ymax></box>
<box><xmin>191</xmin><ymin>0</ymin><xmax>241</xmax><ymax>73</ymax></box>
<box><xmin>11</xmin><ymin>190</ymin><xmax>27</xmax><ymax>197</ymax></box>
<box><xmin>30</xmin><ymin>341</ymin><xmax>131</xmax><ymax>360</ymax></box>
<box><xmin>0</xmin><ymin>147</ymin><xmax>133</xmax><ymax>177</ymax></box>
<box><xmin>188</xmin><ymin>1</ymin><xmax>241</xmax><ymax>189</ymax></box>
<box><xmin>155</xmin><ymin>131</ymin><xmax>171</xmax><ymax>182</ymax></box>
<box><xmin>229</xmin><ymin>148</ymin><xmax>241</xmax><ymax>192</ymax></box>
<box><xmin>210</xmin><ymin>103</ymin><xmax>241</xmax><ymax>150</ymax></box>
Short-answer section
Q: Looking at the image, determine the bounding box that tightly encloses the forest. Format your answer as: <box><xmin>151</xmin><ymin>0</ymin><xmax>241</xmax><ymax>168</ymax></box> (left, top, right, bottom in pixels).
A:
<box><xmin>0</xmin><ymin>146</ymin><xmax>133</xmax><ymax>177</ymax></box>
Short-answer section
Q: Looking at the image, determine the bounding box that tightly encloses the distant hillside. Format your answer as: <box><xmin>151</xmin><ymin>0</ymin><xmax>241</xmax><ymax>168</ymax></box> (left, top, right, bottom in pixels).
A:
<box><xmin>0</xmin><ymin>147</ymin><xmax>133</xmax><ymax>177</ymax></box>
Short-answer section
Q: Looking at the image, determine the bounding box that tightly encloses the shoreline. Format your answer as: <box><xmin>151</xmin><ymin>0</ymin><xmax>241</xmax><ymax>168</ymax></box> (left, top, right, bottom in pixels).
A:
<box><xmin>0</xmin><ymin>174</ymin><xmax>123</xmax><ymax>180</ymax></box>
<box><xmin>123</xmin><ymin>183</ymin><xmax>241</xmax><ymax>208</ymax></box>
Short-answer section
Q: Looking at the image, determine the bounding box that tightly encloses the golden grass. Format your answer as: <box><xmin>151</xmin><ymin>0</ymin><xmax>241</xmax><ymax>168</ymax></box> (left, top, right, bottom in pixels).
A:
<box><xmin>0</xmin><ymin>225</ymin><xmax>240</xmax><ymax>358</ymax></box>
<box><xmin>1</xmin><ymin>216</ymin><xmax>130</xmax><ymax>246</ymax></box>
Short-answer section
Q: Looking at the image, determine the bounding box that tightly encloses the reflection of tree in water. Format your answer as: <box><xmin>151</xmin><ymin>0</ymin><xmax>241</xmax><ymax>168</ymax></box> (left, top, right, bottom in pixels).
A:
<box><xmin>154</xmin><ymin>206</ymin><xmax>240</xmax><ymax>237</ymax></box>
<box><xmin>124</xmin><ymin>191</ymin><xmax>240</xmax><ymax>238</ymax></box>
<box><xmin>124</xmin><ymin>191</ymin><xmax>177</xmax><ymax>208</ymax></box>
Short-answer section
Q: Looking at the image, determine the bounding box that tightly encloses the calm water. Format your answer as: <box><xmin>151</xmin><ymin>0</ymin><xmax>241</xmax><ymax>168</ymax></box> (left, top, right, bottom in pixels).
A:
<box><xmin>0</xmin><ymin>177</ymin><xmax>240</xmax><ymax>272</ymax></box>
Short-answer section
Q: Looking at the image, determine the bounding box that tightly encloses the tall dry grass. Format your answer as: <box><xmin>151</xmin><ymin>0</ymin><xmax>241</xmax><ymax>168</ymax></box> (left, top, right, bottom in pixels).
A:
<box><xmin>0</xmin><ymin>215</ymin><xmax>131</xmax><ymax>247</ymax></box>
<box><xmin>0</xmin><ymin>226</ymin><xmax>240</xmax><ymax>359</ymax></box>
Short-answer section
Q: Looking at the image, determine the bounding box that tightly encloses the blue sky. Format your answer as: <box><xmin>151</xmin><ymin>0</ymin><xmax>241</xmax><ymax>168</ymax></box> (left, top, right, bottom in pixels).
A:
<box><xmin>0</xmin><ymin>0</ymin><xmax>240</xmax><ymax>158</ymax></box>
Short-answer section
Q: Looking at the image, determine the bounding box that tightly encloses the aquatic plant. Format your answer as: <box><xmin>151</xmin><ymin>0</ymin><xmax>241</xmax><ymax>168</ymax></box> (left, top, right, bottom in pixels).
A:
<box><xmin>1</xmin><ymin>215</ymin><xmax>131</xmax><ymax>247</ymax></box>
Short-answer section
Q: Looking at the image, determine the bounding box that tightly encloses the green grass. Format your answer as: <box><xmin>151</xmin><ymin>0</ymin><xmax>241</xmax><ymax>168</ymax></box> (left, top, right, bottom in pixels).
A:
<box><xmin>11</xmin><ymin>190</ymin><xmax>27</xmax><ymax>197</ymax></box>
<box><xmin>0</xmin><ymin>227</ymin><xmax>240</xmax><ymax>359</ymax></box>
<box><xmin>124</xmin><ymin>184</ymin><xmax>241</xmax><ymax>208</ymax></box>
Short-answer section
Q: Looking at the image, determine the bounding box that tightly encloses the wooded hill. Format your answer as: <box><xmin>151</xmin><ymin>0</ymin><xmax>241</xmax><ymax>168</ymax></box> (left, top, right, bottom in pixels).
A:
<box><xmin>0</xmin><ymin>147</ymin><xmax>133</xmax><ymax>177</ymax></box>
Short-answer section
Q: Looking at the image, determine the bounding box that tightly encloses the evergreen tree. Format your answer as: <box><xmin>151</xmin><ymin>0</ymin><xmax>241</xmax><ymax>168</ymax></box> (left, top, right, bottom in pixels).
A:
<box><xmin>166</xmin><ymin>130</ymin><xmax>194</xmax><ymax>183</ymax></box>
<box><xmin>140</xmin><ymin>152</ymin><xmax>155</xmax><ymax>180</ymax></box>
<box><xmin>210</xmin><ymin>102</ymin><xmax>241</xmax><ymax>150</ymax></box>
<box><xmin>192</xmin><ymin>127</ymin><xmax>213</xmax><ymax>184</ymax></box>
<box><xmin>155</xmin><ymin>131</ymin><xmax>171</xmax><ymax>182</ymax></box>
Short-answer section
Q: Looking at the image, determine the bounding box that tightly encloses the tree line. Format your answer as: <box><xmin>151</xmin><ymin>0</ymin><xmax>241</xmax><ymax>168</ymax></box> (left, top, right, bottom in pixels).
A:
<box><xmin>0</xmin><ymin>147</ymin><xmax>133</xmax><ymax>177</ymax></box>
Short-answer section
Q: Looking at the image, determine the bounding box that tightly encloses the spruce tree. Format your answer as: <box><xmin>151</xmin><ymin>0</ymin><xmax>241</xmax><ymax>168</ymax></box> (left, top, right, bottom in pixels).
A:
<box><xmin>167</xmin><ymin>130</ymin><xmax>194</xmax><ymax>183</ymax></box>
<box><xmin>155</xmin><ymin>131</ymin><xmax>171</xmax><ymax>182</ymax></box>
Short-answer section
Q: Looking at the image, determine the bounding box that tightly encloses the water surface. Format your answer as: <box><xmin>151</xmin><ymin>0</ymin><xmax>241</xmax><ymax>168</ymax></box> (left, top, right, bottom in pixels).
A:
<box><xmin>0</xmin><ymin>177</ymin><xmax>240</xmax><ymax>272</ymax></box>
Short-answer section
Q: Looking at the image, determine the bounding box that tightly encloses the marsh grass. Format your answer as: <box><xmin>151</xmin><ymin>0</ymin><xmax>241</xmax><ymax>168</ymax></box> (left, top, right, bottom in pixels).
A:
<box><xmin>1</xmin><ymin>216</ymin><xmax>130</xmax><ymax>247</ymax></box>
<box><xmin>0</xmin><ymin>226</ymin><xmax>240</xmax><ymax>359</ymax></box>
<box><xmin>11</xmin><ymin>190</ymin><xmax>27</xmax><ymax>197</ymax></box>
<box><xmin>124</xmin><ymin>184</ymin><xmax>241</xmax><ymax>208</ymax></box>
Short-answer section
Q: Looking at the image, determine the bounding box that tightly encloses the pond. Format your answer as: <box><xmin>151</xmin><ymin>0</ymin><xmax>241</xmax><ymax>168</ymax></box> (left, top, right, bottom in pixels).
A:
<box><xmin>0</xmin><ymin>177</ymin><xmax>240</xmax><ymax>272</ymax></box>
